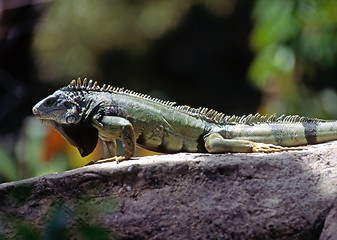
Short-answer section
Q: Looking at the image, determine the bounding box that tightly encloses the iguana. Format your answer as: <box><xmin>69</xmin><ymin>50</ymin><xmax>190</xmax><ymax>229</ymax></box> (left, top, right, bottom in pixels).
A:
<box><xmin>32</xmin><ymin>78</ymin><xmax>337</xmax><ymax>164</ymax></box>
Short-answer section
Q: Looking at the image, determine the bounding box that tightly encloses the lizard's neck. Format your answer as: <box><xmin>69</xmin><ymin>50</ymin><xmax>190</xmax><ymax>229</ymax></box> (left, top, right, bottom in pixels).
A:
<box><xmin>80</xmin><ymin>92</ymin><xmax>105</xmax><ymax>120</ymax></box>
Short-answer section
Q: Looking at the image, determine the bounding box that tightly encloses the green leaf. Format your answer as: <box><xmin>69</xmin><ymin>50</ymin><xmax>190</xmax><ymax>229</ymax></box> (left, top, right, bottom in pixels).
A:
<box><xmin>0</xmin><ymin>148</ymin><xmax>18</xmax><ymax>182</ymax></box>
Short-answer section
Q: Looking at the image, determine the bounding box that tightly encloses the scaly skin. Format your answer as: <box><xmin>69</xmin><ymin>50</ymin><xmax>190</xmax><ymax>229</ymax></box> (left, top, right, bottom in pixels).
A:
<box><xmin>32</xmin><ymin>78</ymin><xmax>337</xmax><ymax>163</ymax></box>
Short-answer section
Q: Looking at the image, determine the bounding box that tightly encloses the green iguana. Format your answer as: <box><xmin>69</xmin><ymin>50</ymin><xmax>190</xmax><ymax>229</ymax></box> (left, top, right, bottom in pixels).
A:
<box><xmin>32</xmin><ymin>78</ymin><xmax>337</xmax><ymax>164</ymax></box>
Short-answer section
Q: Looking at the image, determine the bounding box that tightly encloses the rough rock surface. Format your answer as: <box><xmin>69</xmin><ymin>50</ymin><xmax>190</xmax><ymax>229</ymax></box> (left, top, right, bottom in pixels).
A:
<box><xmin>320</xmin><ymin>198</ymin><xmax>337</xmax><ymax>240</ymax></box>
<box><xmin>1</xmin><ymin>141</ymin><xmax>337</xmax><ymax>239</ymax></box>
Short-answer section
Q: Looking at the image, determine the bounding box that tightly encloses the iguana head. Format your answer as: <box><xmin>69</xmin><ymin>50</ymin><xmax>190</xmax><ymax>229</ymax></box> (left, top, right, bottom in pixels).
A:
<box><xmin>32</xmin><ymin>79</ymin><xmax>98</xmax><ymax>157</ymax></box>
<box><xmin>32</xmin><ymin>90</ymin><xmax>83</xmax><ymax>124</ymax></box>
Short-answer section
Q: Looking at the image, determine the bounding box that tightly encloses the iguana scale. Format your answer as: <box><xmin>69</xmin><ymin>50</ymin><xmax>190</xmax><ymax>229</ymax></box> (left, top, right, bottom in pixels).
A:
<box><xmin>32</xmin><ymin>78</ymin><xmax>337</xmax><ymax>163</ymax></box>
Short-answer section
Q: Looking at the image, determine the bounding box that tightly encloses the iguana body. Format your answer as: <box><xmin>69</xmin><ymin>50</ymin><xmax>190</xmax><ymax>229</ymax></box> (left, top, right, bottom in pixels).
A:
<box><xmin>32</xmin><ymin>78</ymin><xmax>337</xmax><ymax>163</ymax></box>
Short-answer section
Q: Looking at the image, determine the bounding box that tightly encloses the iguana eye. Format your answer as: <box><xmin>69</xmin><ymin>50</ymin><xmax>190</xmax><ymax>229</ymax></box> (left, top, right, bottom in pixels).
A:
<box><xmin>66</xmin><ymin>115</ymin><xmax>76</xmax><ymax>124</ymax></box>
<box><xmin>44</xmin><ymin>97</ymin><xmax>55</xmax><ymax>107</ymax></box>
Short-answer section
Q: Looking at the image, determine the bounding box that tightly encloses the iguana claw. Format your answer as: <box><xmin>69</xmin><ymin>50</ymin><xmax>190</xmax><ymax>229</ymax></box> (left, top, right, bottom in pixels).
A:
<box><xmin>252</xmin><ymin>143</ymin><xmax>303</xmax><ymax>153</ymax></box>
<box><xmin>86</xmin><ymin>156</ymin><xmax>128</xmax><ymax>165</ymax></box>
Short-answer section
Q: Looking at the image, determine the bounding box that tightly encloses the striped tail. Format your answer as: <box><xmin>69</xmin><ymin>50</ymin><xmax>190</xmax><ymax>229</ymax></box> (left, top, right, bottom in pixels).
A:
<box><xmin>304</xmin><ymin>120</ymin><xmax>337</xmax><ymax>145</ymax></box>
<box><xmin>223</xmin><ymin>119</ymin><xmax>337</xmax><ymax>147</ymax></box>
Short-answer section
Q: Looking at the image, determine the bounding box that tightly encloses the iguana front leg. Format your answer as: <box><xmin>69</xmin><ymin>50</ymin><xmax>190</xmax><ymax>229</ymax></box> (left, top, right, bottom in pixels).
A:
<box><xmin>102</xmin><ymin>140</ymin><xmax>117</xmax><ymax>158</ymax></box>
<box><xmin>91</xmin><ymin>116</ymin><xmax>135</xmax><ymax>163</ymax></box>
<box><xmin>204</xmin><ymin>133</ymin><xmax>301</xmax><ymax>153</ymax></box>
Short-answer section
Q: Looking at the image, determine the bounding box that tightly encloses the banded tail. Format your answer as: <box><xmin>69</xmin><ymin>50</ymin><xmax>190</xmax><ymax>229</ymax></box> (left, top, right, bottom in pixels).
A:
<box><xmin>221</xmin><ymin>118</ymin><xmax>337</xmax><ymax>147</ymax></box>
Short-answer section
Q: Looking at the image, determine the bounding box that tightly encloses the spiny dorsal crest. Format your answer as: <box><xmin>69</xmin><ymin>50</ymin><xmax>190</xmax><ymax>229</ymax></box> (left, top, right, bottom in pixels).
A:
<box><xmin>62</xmin><ymin>77</ymin><xmax>177</xmax><ymax>106</ymax></box>
<box><xmin>62</xmin><ymin>78</ymin><xmax>329</xmax><ymax>125</ymax></box>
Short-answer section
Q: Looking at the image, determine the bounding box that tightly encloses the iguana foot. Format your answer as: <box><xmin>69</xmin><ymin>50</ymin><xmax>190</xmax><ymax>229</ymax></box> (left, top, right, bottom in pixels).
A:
<box><xmin>86</xmin><ymin>156</ymin><xmax>128</xmax><ymax>165</ymax></box>
<box><xmin>252</xmin><ymin>143</ymin><xmax>303</xmax><ymax>153</ymax></box>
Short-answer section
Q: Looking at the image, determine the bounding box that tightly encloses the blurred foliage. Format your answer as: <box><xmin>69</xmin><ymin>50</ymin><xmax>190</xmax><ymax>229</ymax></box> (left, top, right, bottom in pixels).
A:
<box><xmin>250</xmin><ymin>0</ymin><xmax>337</xmax><ymax>117</ymax></box>
<box><xmin>1</xmin><ymin>196</ymin><xmax>118</xmax><ymax>239</ymax></box>
<box><xmin>0</xmin><ymin>117</ymin><xmax>68</xmax><ymax>182</ymax></box>
<box><xmin>33</xmin><ymin>0</ymin><xmax>234</xmax><ymax>83</ymax></box>
<box><xmin>0</xmin><ymin>117</ymin><xmax>103</xmax><ymax>183</ymax></box>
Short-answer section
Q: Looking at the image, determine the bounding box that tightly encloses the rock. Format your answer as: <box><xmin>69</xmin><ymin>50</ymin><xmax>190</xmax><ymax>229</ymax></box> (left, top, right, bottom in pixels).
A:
<box><xmin>1</xmin><ymin>141</ymin><xmax>337</xmax><ymax>239</ymax></box>
<box><xmin>320</xmin><ymin>199</ymin><xmax>337</xmax><ymax>240</ymax></box>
